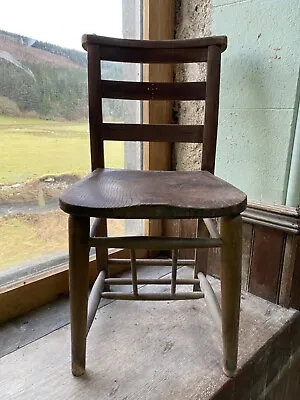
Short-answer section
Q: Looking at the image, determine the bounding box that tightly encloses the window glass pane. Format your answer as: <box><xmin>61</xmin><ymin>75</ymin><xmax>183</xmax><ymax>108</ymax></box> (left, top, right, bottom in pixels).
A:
<box><xmin>0</xmin><ymin>0</ymin><xmax>142</xmax><ymax>285</ymax></box>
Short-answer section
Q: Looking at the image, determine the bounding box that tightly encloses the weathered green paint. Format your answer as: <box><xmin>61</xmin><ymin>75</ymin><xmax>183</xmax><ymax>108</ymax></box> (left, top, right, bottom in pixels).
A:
<box><xmin>216</xmin><ymin>109</ymin><xmax>294</xmax><ymax>204</ymax></box>
<box><xmin>212</xmin><ymin>0</ymin><xmax>300</xmax><ymax>205</ymax></box>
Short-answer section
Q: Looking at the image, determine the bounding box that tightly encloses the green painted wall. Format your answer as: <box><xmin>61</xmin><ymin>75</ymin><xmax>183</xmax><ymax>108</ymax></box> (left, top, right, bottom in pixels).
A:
<box><xmin>212</xmin><ymin>0</ymin><xmax>300</xmax><ymax>206</ymax></box>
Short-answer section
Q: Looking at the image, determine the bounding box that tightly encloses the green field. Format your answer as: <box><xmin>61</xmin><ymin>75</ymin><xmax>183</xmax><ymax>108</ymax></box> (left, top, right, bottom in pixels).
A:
<box><xmin>0</xmin><ymin>115</ymin><xmax>124</xmax><ymax>271</ymax></box>
<box><xmin>0</xmin><ymin>212</ymin><xmax>123</xmax><ymax>270</ymax></box>
<box><xmin>0</xmin><ymin>116</ymin><xmax>124</xmax><ymax>185</ymax></box>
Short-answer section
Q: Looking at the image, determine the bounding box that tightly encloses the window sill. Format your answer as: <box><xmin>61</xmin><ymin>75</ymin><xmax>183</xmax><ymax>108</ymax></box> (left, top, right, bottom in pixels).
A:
<box><xmin>0</xmin><ymin>248</ymin><xmax>147</xmax><ymax>324</ymax></box>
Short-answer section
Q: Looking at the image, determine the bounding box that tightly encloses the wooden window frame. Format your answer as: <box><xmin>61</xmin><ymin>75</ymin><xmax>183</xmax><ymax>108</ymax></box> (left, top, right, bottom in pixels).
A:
<box><xmin>0</xmin><ymin>0</ymin><xmax>175</xmax><ymax>323</ymax></box>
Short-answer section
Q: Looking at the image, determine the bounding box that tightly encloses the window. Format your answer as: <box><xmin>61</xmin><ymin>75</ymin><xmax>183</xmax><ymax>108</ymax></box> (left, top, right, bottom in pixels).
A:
<box><xmin>0</xmin><ymin>0</ymin><xmax>174</xmax><ymax>323</ymax></box>
<box><xmin>0</xmin><ymin>0</ymin><xmax>143</xmax><ymax>286</ymax></box>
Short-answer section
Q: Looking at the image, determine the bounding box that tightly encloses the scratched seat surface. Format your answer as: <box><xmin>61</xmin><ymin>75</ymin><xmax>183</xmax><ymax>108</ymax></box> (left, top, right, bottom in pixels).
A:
<box><xmin>59</xmin><ymin>168</ymin><xmax>247</xmax><ymax>219</ymax></box>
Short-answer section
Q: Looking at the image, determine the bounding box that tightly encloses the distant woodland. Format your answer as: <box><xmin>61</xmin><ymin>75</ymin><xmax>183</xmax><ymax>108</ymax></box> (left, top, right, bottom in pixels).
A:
<box><xmin>0</xmin><ymin>30</ymin><xmax>123</xmax><ymax>120</ymax></box>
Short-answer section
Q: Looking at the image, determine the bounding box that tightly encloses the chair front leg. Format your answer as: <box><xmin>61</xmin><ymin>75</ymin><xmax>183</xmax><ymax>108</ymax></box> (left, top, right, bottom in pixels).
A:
<box><xmin>69</xmin><ymin>215</ymin><xmax>90</xmax><ymax>376</ymax></box>
<box><xmin>220</xmin><ymin>215</ymin><xmax>242</xmax><ymax>377</ymax></box>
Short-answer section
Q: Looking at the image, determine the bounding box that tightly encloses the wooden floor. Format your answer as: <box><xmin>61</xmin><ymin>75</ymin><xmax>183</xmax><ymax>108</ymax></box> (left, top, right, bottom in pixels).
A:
<box><xmin>0</xmin><ymin>266</ymin><xmax>296</xmax><ymax>400</ymax></box>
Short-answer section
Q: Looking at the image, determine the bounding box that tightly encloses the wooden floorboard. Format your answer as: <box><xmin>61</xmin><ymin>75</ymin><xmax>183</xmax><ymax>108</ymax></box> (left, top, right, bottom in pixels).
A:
<box><xmin>0</xmin><ymin>267</ymin><xmax>296</xmax><ymax>400</ymax></box>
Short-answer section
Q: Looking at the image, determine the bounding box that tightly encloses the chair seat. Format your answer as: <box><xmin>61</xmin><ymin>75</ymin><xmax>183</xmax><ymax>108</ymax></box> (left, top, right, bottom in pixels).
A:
<box><xmin>59</xmin><ymin>168</ymin><xmax>247</xmax><ymax>219</ymax></box>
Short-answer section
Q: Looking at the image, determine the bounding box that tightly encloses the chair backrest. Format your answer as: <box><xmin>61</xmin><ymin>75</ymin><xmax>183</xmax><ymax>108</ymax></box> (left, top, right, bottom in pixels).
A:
<box><xmin>82</xmin><ymin>34</ymin><xmax>227</xmax><ymax>174</ymax></box>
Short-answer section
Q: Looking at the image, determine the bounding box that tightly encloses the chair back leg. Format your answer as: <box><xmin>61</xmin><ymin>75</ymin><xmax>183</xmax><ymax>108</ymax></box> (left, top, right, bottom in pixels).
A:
<box><xmin>193</xmin><ymin>218</ymin><xmax>209</xmax><ymax>291</ymax></box>
<box><xmin>91</xmin><ymin>218</ymin><xmax>109</xmax><ymax>291</ymax></box>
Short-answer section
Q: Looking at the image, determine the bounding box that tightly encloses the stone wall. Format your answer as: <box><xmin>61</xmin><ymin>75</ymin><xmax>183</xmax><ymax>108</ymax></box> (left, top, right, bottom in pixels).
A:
<box><xmin>174</xmin><ymin>0</ymin><xmax>300</xmax><ymax>207</ymax></box>
<box><xmin>174</xmin><ymin>0</ymin><xmax>211</xmax><ymax>171</ymax></box>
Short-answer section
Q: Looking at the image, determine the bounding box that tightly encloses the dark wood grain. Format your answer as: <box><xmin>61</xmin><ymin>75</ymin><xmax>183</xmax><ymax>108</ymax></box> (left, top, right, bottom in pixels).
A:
<box><xmin>82</xmin><ymin>35</ymin><xmax>227</xmax><ymax>64</ymax></box>
<box><xmin>290</xmin><ymin>237</ymin><xmax>300</xmax><ymax>310</ymax></box>
<box><xmin>202</xmin><ymin>45</ymin><xmax>221</xmax><ymax>173</ymax></box>
<box><xmin>99</xmin><ymin>46</ymin><xmax>208</xmax><ymax>63</ymax></box>
<box><xmin>102</xmin><ymin>80</ymin><xmax>206</xmax><ymax>100</ymax></box>
<box><xmin>194</xmin><ymin>219</ymin><xmax>210</xmax><ymax>284</ymax></box>
<box><xmin>88</xmin><ymin>45</ymin><xmax>104</xmax><ymax>170</ymax></box>
<box><xmin>82</xmin><ymin>34</ymin><xmax>228</xmax><ymax>51</ymax></box>
<box><xmin>91</xmin><ymin>218</ymin><xmax>109</xmax><ymax>290</ymax></box>
<box><xmin>208</xmin><ymin>247</ymin><xmax>220</xmax><ymax>277</ymax></box>
<box><xmin>249</xmin><ymin>226</ymin><xmax>285</xmax><ymax>303</ymax></box>
<box><xmin>207</xmin><ymin>222</ymin><xmax>253</xmax><ymax>288</ymax></box>
<box><xmin>279</xmin><ymin>235</ymin><xmax>297</xmax><ymax>307</ymax></box>
<box><xmin>102</xmin><ymin>123</ymin><xmax>203</xmax><ymax>143</ymax></box>
<box><xmin>178</xmin><ymin>219</ymin><xmax>196</xmax><ymax>259</ymax></box>
<box><xmin>60</xmin><ymin>169</ymin><xmax>247</xmax><ymax>219</ymax></box>
<box><xmin>68</xmin><ymin>215</ymin><xmax>90</xmax><ymax>376</ymax></box>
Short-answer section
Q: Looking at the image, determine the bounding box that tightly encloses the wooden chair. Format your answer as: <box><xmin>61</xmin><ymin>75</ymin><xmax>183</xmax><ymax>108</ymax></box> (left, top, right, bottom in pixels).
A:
<box><xmin>59</xmin><ymin>34</ymin><xmax>247</xmax><ymax>378</ymax></box>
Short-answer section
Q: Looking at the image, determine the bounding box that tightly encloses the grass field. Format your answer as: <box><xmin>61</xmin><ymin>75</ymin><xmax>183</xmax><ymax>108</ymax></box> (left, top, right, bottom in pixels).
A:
<box><xmin>0</xmin><ymin>212</ymin><xmax>124</xmax><ymax>270</ymax></box>
<box><xmin>0</xmin><ymin>212</ymin><xmax>69</xmax><ymax>270</ymax></box>
<box><xmin>0</xmin><ymin>115</ymin><xmax>124</xmax><ymax>272</ymax></box>
<box><xmin>0</xmin><ymin>116</ymin><xmax>124</xmax><ymax>185</ymax></box>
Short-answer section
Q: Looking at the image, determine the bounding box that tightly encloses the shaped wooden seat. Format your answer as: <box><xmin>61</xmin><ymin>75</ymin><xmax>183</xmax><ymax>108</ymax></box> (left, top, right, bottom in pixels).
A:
<box><xmin>59</xmin><ymin>34</ymin><xmax>247</xmax><ymax>379</ymax></box>
<box><xmin>60</xmin><ymin>168</ymin><xmax>246</xmax><ymax>219</ymax></box>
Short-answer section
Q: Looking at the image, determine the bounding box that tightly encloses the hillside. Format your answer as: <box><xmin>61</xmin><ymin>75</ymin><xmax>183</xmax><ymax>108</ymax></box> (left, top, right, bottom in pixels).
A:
<box><xmin>0</xmin><ymin>29</ymin><xmax>86</xmax><ymax>67</ymax></box>
<box><xmin>0</xmin><ymin>30</ymin><xmax>123</xmax><ymax>120</ymax></box>
<box><xmin>0</xmin><ymin>36</ymin><xmax>83</xmax><ymax>69</ymax></box>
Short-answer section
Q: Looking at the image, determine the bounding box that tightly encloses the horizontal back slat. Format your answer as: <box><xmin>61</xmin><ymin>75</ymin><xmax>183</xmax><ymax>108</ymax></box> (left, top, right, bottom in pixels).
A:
<box><xmin>102</xmin><ymin>80</ymin><xmax>206</xmax><ymax>101</ymax></box>
<box><xmin>102</xmin><ymin>123</ymin><xmax>203</xmax><ymax>143</ymax></box>
<box><xmin>98</xmin><ymin>47</ymin><xmax>208</xmax><ymax>63</ymax></box>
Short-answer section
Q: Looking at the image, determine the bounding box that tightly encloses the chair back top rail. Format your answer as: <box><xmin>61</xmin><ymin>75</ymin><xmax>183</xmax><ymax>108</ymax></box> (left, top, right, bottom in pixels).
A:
<box><xmin>82</xmin><ymin>34</ymin><xmax>227</xmax><ymax>51</ymax></box>
<box><xmin>82</xmin><ymin>35</ymin><xmax>226</xmax><ymax>63</ymax></box>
